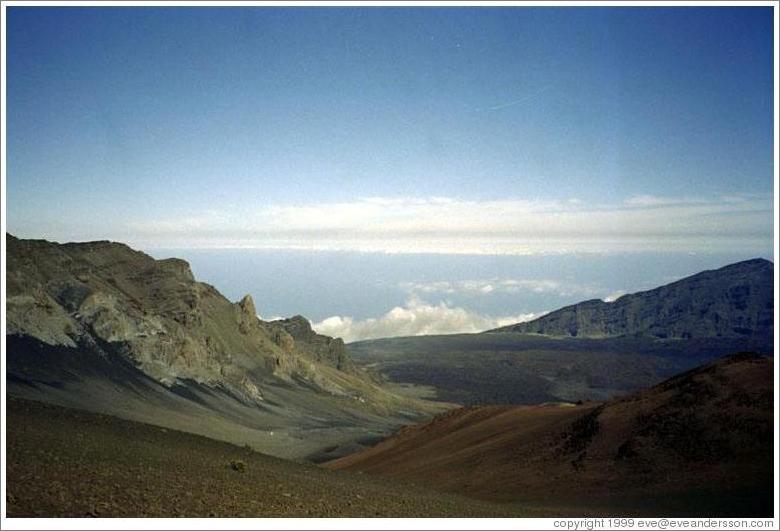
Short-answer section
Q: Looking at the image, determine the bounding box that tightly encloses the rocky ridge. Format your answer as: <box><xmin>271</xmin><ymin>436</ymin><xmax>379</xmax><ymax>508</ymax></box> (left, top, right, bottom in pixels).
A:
<box><xmin>489</xmin><ymin>259</ymin><xmax>773</xmax><ymax>339</ymax></box>
<box><xmin>5</xmin><ymin>234</ymin><xmax>429</xmax><ymax>415</ymax></box>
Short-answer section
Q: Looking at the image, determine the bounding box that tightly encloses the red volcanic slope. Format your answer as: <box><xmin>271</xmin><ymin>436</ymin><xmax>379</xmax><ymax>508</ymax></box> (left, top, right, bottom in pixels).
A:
<box><xmin>326</xmin><ymin>353</ymin><xmax>774</xmax><ymax>516</ymax></box>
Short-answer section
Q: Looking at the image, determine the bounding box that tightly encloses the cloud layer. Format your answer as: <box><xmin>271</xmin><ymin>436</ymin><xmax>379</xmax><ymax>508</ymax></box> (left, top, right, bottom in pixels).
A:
<box><xmin>125</xmin><ymin>194</ymin><xmax>772</xmax><ymax>255</ymax></box>
<box><xmin>311</xmin><ymin>296</ymin><xmax>541</xmax><ymax>343</ymax></box>
<box><xmin>399</xmin><ymin>278</ymin><xmax>600</xmax><ymax>298</ymax></box>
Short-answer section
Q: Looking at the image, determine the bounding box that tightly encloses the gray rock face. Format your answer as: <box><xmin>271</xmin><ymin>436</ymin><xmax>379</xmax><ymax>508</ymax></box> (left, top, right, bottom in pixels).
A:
<box><xmin>5</xmin><ymin>234</ymin><xmax>380</xmax><ymax>403</ymax></box>
<box><xmin>490</xmin><ymin>259</ymin><xmax>774</xmax><ymax>340</ymax></box>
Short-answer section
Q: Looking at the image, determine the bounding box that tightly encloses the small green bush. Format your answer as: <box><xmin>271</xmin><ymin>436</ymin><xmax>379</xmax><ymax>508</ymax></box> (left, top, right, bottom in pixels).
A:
<box><xmin>230</xmin><ymin>459</ymin><xmax>246</xmax><ymax>473</ymax></box>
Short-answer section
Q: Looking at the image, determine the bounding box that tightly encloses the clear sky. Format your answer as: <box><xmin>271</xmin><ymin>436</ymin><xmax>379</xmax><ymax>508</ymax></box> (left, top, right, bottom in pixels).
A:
<box><xmin>6</xmin><ymin>6</ymin><xmax>775</xmax><ymax>254</ymax></box>
<box><xmin>4</xmin><ymin>6</ymin><xmax>776</xmax><ymax>340</ymax></box>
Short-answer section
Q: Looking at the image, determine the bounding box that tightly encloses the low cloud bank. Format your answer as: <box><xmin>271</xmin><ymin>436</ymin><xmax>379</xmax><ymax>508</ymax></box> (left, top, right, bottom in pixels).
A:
<box><xmin>311</xmin><ymin>296</ymin><xmax>541</xmax><ymax>343</ymax></box>
<box><xmin>121</xmin><ymin>194</ymin><xmax>774</xmax><ymax>255</ymax></box>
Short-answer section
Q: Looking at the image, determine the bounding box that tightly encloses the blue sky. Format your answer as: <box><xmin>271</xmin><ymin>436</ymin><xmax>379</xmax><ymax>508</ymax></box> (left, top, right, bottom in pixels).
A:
<box><xmin>5</xmin><ymin>7</ymin><xmax>776</xmax><ymax>339</ymax></box>
<box><xmin>6</xmin><ymin>7</ymin><xmax>774</xmax><ymax>250</ymax></box>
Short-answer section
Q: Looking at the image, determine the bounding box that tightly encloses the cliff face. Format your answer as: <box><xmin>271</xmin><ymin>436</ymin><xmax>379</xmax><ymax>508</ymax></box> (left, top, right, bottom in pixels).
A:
<box><xmin>272</xmin><ymin>315</ymin><xmax>354</xmax><ymax>372</ymax></box>
<box><xmin>6</xmin><ymin>234</ymin><xmax>387</xmax><ymax>404</ymax></box>
<box><xmin>490</xmin><ymin>259</ymin><xmax>774</xmax><ymax>340</ymax></box>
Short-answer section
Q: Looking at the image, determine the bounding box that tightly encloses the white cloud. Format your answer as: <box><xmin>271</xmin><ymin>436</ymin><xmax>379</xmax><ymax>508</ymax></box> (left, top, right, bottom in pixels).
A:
<box><xmin>602</xmin><ymin>290</ymin><xmax>627</xmax><ymax>303</ymax></box>
<box><xmin>622</xmin><ymin>195</ymin><xmax>705</xmax><ymax>207</ymax></box>
<box><xmin>258</xmin><ymin>314</ymin><xmax>284</xmax><ymax>322</ymax></box>
<box><xmin>399</xmin><ymin>278</ymin><xmax>600</xmax><ymax>298</ymax></box>
<box><xmin>125</xmin><ymin>194</ymin><xmax>772</xmax><ymax>255</ymax></box>
<box><xmin>311</xmin><ymin>296</ymin><xmax>541</xmax><ymax>343</ymax></box>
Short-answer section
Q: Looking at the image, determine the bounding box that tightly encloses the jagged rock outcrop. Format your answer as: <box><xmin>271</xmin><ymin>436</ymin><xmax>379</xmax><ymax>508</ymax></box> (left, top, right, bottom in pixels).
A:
<box><xmin>271</xmin><ymin>315</ymin><xmax>354</xmax><ymax>372</ymax></box>
<box><xmin>489</xmin><ymin>259</ymin><xmax>774</xmax><ymax>340</ymax></box>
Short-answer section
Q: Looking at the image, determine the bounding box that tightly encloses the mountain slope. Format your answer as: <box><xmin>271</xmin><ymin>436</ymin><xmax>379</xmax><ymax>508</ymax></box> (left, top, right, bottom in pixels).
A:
<box><xmin>327</xmin><ymin>353</ymin><xmax>774</xmax><ymax>516</ymax></box>
<box><xmin>489</xmin><ymin>259</ymin><xmax>773</xmax><ymax>339</ymax></box>
<box><xmin>5</xmin><ymin>234</ymin><xmax>447</xmax><ymax>460</ymax></box>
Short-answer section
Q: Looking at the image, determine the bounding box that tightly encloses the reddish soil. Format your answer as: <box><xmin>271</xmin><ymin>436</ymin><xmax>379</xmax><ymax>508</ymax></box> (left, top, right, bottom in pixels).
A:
<box><xmin>327</xmin><ymin>353</ymin><xmax>774</xmax><ymax>517</ymax></box>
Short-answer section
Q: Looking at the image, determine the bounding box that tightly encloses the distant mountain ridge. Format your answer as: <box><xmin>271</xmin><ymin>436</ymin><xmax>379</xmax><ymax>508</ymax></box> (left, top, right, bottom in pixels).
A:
<box><xmin>489</xmin><ymin>259</ymin><xmax>773</xmax><ymax>340</ymax></box>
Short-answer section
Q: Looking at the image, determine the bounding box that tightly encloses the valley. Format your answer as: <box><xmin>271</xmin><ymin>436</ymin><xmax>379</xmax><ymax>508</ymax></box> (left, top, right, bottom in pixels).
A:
<box><xmin>348</xmin><ymin>259</ymin><xmax>774</xmax><ymax>406</ymax></box>
<box><xmin>3</xmin><ymin>6</ymin><xmax>776</xmax><ymax>524</ymax></box>
<box><xmin>3</xmin><ymin>235</ymin><xmax>775</xmax><ymax>518</ymax></box>
<box><xmin>348</xmin><ymin>331</ymin><xmax>772</xmax><ymax>405</ymax></box>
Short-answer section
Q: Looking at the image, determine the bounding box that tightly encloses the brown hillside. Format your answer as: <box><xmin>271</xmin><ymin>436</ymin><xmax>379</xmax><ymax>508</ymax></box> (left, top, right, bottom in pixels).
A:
<box><xmin>5</xmin><ymin>397</ymin><xmax>528</xmax><ymax>518</ymax></box>
<box><xmin>327</xmin><ymin>353</ymin><xmax>774</xmax><ymax>516</ymax></box>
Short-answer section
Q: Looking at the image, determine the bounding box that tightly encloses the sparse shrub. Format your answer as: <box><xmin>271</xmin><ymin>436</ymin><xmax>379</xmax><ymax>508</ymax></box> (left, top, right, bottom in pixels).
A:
<box><xmin>616</xmin><ymin>439</ymin><xmax>638</xmax><ymax>460</ymax></box>
<box><xmin>562</xmin><ymin>405</ymin><xmax>604</xmax><ymax>454</ymax></box>
<box><xmin>230</xmin><ymin>459</ymin><xmax>246</xmax><ymax>473</ymax></box>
